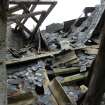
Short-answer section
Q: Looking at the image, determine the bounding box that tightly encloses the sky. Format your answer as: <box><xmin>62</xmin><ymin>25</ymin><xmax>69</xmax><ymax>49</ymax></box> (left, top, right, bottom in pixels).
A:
<box><xmin>40</xmin><ymin>0</ymin><xmax>100</xmax><ymax>29</ymax></box>
<box><xmin>13</xmin><ymin>0</ymin><xmax>100</xmax><ymax>30</ymax></box>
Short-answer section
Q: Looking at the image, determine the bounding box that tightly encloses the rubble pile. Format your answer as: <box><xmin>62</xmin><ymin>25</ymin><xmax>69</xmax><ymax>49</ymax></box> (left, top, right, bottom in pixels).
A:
<box><xmin>7</xmin><ymin>61</ymin><xmax>45</xmax><ymax>97</ymax></box>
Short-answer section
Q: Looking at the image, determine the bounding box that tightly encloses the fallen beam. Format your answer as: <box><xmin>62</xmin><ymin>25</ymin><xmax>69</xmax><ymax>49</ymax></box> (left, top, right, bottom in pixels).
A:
<box><xmin>49</xmin><ymin>79</ymin><xmax>77</xmax><ymax>105</ymax></box>
<box><xmin>8</xmin><ymin>92</ymin><xmax>34</xmax><ymax>104</ymax></box>
<box><xmin>61</xmin><ymin>72</ymin><xmax>88</xmax><ymax>85</ymax></box>
<box><xmin>53</xmin><ymin>51</ymin><xmax>78</xmax><ymax>67</ymax></box>
<box><xmin>53</xmin><ymin>67</ymin><xmax>80</xmax><ymax>76</ymax></box>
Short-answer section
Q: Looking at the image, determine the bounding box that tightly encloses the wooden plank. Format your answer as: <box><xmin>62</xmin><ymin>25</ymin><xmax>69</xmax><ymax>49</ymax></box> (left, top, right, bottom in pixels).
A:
<box><xmin>49</xmin><ymin>79</ymin><xmax>77</xmax><ymax>105</ymax></box>
<box><xmin>65</xmin><ymin>58</ymin><xmax>79</xmax><ymax>65</ymax></box>
<box><xmin>85</xmin><ymin>45</ymin><xmax>99</xmax><ymax>49</ymax></box>
<box><xmin>8</xmin><ymin>11</ymin><xmax>45</xmax><ymax>21</ymax></box>
<box><xmin>21</xmin><ymin>4</ymin><xmax>39</xmax><ymax>24</ymax></box>
<box><xmin>8</xmin><ymin>92</ymin><xmax>34</xmax><ymax>104</ymax></box>
<box><xmin>53</xmin><ymin>51</ymin><xmax>78</xmax><ymax>67</ymax></box>
<box><xmin>53</xmin><ymin>67</ymin><xmax>80</xmax><ymax>76</ymax></box>
<box><xmin>31</xmin><ymin>11</ymin><xmax>46</xmax><ymax>36</ymax></box>
<box><xmin>61</xmin><ymin>72</ymin><xmax>88</xmax><ymax>85</ymax></box>
<box><xmin>83</xmin><ymin>48</ymin><xmax>98</xmax><ymax>55</ymax></box>
<box><xmin>5</xmin><ymin>49</ymin><xmax>75</xmax><ymax>66</ymax></box>
<box><xmin>15</xmin><ymin>19</ymin><xmax>32</xmax><ymax>35</ymax></box>
<box><xmin>9</xmin><ymin>98</ymin><xmax>34</xmax><ymax>105</ymax></box>
<box><xmin>43</xmin><ymin>71</ymin><xmax>58</xmax><ymax>105</ymax></box>
<box><xmin>9</xmin><ymin>0</ymin><xmax>57</xmax><ymax>5</ymax></box>
<box><xmin>32</xmin><ymin>1</ymin><xmax>57</xmax><ymax>36</ymax></box>
<box><xmin>0</xmin><ymin>1</ymin><xmax>9</xmax><ymax>105</ymax></box>
<box><xmin>19</xmin><ymin>4</ymin><xmax>38</xmax><ymax>23</ymax></box>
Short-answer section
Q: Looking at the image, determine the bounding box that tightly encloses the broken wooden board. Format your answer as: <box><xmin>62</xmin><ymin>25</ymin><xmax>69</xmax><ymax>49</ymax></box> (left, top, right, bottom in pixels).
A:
<box><xmin>53</xmin><ymin>67</ymin><xmax>80</xmax><ymax>76</ymax></box>
<box><xmin>83</xmin><ymin>48</ymin><xmax>98</xmax><ymax>55</ymax></box>
<box><xmin>8</xmin><ymin>98</ymin><xmax>34</xmax><ymax>105</ymax></box>
<box><xmin>61</xmin><ymin>72</ymin><xmax>88</xmax><ymax>85</ymax></box>
<box><xmin>53</xmin><ymin>50</ymin><xmax>78</xmax><ymax>67</ymax></box>
<box><xmin>43</xmin><ymin>70</ymin><xmax>58</xmax><ymax>105</ymax></box>
<box><xmin>49</xmin><ymin>79</ymin><xmax>77</xmax><ymax>105</ymax></box>
<box><xmin>6</xmin><ymin>51</ymin><xmax>60</xmax><ymax>65</ymax></box>
<box><xmin>85</xmin><ymin>45</ymin><xmax>99</xmax><ymax>49</ymax></box>
<box><xmin>65</xmin><ymin>58</ymin><xmax>79</xmax><ymax>65</ymax></box>
<box><xmin>6</xmin><ymin>49</ymin><xmax>75</xmax><ymax>65</ymax></box>
<box><xmin>8</xmin><ymin>92</ymin><xmax>34</xmax><ymax>104</ymax></box>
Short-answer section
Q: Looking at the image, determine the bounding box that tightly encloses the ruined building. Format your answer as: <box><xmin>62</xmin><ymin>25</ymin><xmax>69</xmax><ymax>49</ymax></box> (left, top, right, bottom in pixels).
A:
<box><xmin>0</xmin><ymin>0</ymin><xmax>105</xmax><ymax>105</ymax></box>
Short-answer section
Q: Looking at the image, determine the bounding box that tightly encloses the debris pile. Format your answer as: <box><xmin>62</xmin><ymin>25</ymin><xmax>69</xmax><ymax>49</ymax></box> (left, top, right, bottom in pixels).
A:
<box><xmin>7</xmin><ymin>61</ymin><xmax>45</xmax><ymax>97</ymax></box>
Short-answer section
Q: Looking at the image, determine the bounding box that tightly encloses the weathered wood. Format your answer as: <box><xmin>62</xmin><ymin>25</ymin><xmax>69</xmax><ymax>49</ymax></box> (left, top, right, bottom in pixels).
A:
<box><xmin>43</xmin><ymin>71</ymin><xmax>58</xmax><ymax>105</ymax></box>
<box><xmin>32</xmin><ymin>11</ymin><xmax>46</xmax><ymax>37</ymax></box>
<box><xmin>21</xmin><ymin>4</ymin><xmax>39</xmax><ymax>24</ymax></box>
<box><xmin>49</xmin><ymin>79</ymin><xmax>77</xmax><ymax>105</ymax></box>
<box><xmin>6</xmin><ymin>51</ymin><xmax>57</xmax><ymax>65</ymax></box>
<box><xmin>53</xmin><ymin>51</ymin><xmax>78</xmax><ymax>67</ymax></box>
<box><xmin>8</xmin><ymin>11</ymin><xmax>45</xmax><ymax>21</ymax></box>
<box><xmin>61</xmin><ymin>72</ymin><xmax>88</xmax><ymax>85</ymax></box>
<box><xmin>0</xmin><ymin>1</ymin><xmax>8</xmax><ymax>105</ymax></box>
<box><xmin>14</xmin><ymin>4</ymin><xmax>33</xmax><ymax>30</ymax></box>
<box><xmin>15</xmin><ymin>19</ymin><xmax>32</xmax><ymax>35</ymax></box>
<box><xmin>9</xmin><ymin>0</ymin><xmax>57</xmax><ymax>5</ymax></box>
<box><xmin>32</xmin><ymin>1</ymin><xmax>57</xmax><ymax>37</ymax></box>
<box><xmin>8</xmin><ymin>6</ymin><xmax>21</xmax><ymax>14</ymax></box>
<box><xmin>19</xmin><ymin>4</ymin><xmax>38</xmax><ymax>23</ymax></box>
<box><xmin>6</xmin><ymin>49</ymin><xmax>76</xmax><ymax>66</ymax></box>
<box><xmin>8</xmin><ymin>0</ymin><xmax>57</xmax><ymax>40</ymax></box>
<box><xmin>53</xmin><ymin>67</ymin><xmax>80</xmax><ymax>76</ymax></box>
<box><xmin>81</xmin><ymin>22</ymin><xmax>105</xmax><ymax>105</ymax></box>
<box><xmin>8</xmin><ymin>92</ymin><xmax>34</xmax><ymax>104</ymax></box>
<box><xmin>9</xmin><ymin>98</ymin><xmax>34</xmax><ymax>105</ymax></box>
<box><xmin>65</xmin><ymin>58</ymin><xmax>79</xmax><ymax>65</ymax></box>
<box><xmin>83</xmin><ymin>48</ymin><xmax>98</xmax><ymax>55</ymax></box>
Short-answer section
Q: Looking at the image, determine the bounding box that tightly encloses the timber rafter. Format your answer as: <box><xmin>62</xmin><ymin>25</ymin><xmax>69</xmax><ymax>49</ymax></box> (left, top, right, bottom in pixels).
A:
<box><xmin>8</xmin><ymin>0</ymin><xmax>57</xmax><ymax>40</ymax></box>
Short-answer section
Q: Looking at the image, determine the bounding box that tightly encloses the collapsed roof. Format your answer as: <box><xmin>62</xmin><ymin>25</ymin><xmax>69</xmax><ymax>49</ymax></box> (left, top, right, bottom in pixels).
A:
<box><xmin>8</xmin><ymin>0</ymin><xmax>57</xmax><ymax>40</ymax></box>
<box><xmin>2</xmin><ymin>0</ymin><xmax>105</xmax><ymax>105</ymax></box>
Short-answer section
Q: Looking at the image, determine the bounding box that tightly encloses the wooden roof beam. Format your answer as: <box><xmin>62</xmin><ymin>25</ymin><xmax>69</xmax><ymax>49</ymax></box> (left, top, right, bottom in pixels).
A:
<box><xmin>9</xmin><ymin>0</ymin><xmax>57</xmax><ymax>5</ymax></box>
<box><xmin>8</xmin><ymin>11</ymin><xmax>46</xmax><ymax>21</ymax></box>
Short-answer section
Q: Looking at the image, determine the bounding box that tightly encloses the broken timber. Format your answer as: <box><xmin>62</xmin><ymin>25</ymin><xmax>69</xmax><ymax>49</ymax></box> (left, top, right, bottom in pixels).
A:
<box><xmin>49</xmin><ymin>79</ymin><xmax>77</xmax><ymax>105</ymax></box>
<box><xmin>50</xmin><ymin>67</ymin><xmax>80</xmax><ymax>76</ymax></box>
<box><xmin>61</xmin><ymin>72</ymin><xmax>88</xmax><ymax>85</ymax></box>
<box><xmin>8</xmin><ymin>92</ymin><xmax>34</xmax><ymax>104</ymax></box>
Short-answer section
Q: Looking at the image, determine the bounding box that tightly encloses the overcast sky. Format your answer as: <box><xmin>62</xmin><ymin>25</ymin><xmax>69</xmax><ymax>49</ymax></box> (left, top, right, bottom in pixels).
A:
<box><xmin>40</xmin><ymin>0</ymin><xmax>100</xmax><ymax>29</ymax></box>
